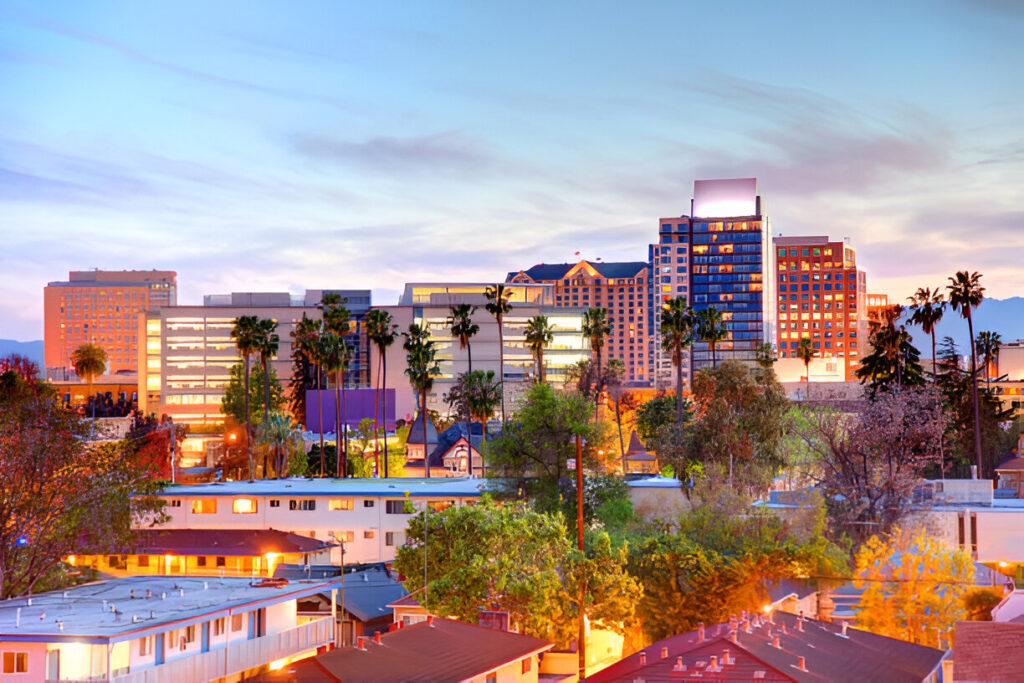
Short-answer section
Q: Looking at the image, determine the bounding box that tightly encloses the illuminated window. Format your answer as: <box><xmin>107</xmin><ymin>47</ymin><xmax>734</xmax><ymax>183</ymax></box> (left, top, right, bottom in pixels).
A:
<box><xmin>329</xmin><ymin>498</ymin><xmax>353</xmax><ymax>511</ymax></box>
<box><xmin>191</xmin><ymin>499</ymin><xmax>216</xmax><ymax>514</ymax></box>
<box><xmin>232</xmin><ymin>498</ymin><xmax>257</xmax><ymax>514</ymax></box>
<box><xmin>3</xmin><ymin>652</ymin><xmax>27</xmax><ymax>673</ymax></box>
<box><xmin>231</xmin><ymin>614</ymin><xmax>244</xmax><ymax>632</ymax></box>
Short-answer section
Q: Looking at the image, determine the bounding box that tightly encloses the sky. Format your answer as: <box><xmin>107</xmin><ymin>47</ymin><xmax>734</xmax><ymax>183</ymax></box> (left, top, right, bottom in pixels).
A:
<box><xmin>1</xmin><ymin>0</ymin><xmax>1022</xmax><ymax>341</ymax></box>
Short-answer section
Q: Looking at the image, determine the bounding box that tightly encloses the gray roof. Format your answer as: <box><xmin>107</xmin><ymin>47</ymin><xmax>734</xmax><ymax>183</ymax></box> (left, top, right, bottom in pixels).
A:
<box><xmin>339</xmin><ymin>566</ymin><xmax>407</xmax><ymax>623</ymax></box>
<box><xmin>405</xmin><ymin>412</ymin><xmax>439</xmax><ymax>445</ymax></box>
<box><xmin>508</xmin><ymin>260</ymin><xmax>648</xmax><ymax>283</ymax></box>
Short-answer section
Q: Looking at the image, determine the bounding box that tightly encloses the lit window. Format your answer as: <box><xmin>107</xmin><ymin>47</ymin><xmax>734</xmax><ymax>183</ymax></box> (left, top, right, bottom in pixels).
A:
<box><xmin>191</xmin><ymin>499</ymin><xmax>216</xmax><ymax>514</ymax></box>
<box><xmin>329</xmin><ymin>499</ymin><xmax>354</xmax><ymax>511</ymax></box>
<box><xmin>231</xmin><ymin>614</ymin><xmax>245</xmax><ymax>632</ymax></box>
<box><xmin>232</xmin><ymin>498</ymin><xmax>257</xmax><ymax>514</ymax></box>
<box><xmin>2</xmin><ymin>652</ymin><xmax>27</xmax><ymax>673</ymax></box>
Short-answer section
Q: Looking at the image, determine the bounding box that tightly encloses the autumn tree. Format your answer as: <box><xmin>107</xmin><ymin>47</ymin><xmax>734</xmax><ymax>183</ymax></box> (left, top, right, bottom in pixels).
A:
<box><xmin>394</xmin><ymin>498</ymin><xmax>640</xmax><ymax>648</ymax></box>
<box><xmin>0</xmin><ymin>383</ymin><xmax>166</xmax><ymax>598</ymax></box>
<box><xmin>855</xmin><ymin>526</ymin><xmax>973</xmax><ymax>647</ymax></box>
<box><xmin>792</xmin><ymin>387</ymin><xmax>948</xmax><ymax>546</ymax></box>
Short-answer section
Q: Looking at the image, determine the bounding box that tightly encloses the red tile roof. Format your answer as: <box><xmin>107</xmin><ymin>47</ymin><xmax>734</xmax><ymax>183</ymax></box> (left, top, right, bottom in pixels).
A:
<box><xmin>953</xmin><ymin>620</ymin><xmax>1024</xmax><ymax>681</ymax></box>
<box><xmin>126</xmin><ymin>528</ymin><xmax>330</xmax><ymax>556</ymax></box>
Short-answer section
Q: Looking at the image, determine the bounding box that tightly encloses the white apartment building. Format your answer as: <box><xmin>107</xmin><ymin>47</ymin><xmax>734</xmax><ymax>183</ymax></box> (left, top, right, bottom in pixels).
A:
<box><xmin>149</xmin><ymin>478</ymin><xmax>485</xmax><ymax>565</ymax></box>
<box><xmin>0</xmin><ymin>575</ymin><xmax>336</xmax><ymax>682</ymax></box>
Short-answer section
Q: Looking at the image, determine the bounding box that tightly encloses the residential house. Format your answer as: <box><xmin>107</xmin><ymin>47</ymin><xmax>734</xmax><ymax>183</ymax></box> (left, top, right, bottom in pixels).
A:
<box><xmin>405</xmin><ymin>422</ymin><xmax>485</xmax><ymax>478</ymax></box>
<box><xmin>0</xmin><ymin>575</ymin><xmax>336</xmax><ymax>682</ymax></box>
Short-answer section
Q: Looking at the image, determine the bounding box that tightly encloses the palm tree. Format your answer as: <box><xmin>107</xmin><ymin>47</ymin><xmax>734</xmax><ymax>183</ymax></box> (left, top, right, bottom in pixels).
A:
<box><xmin>230</xmin><ymin>315</ymin><xmax>262</xmax><ymax>481</ymax></box>
<box><xmin>366</xmin><ymin>309</ymin><xmax>398</xmax><ymax>477</ymax></box>
<box><xmin>310</xmin><ymin>321</ymin><xmax>329</xmax><ymax>476</ymax></box>
<box><xmin>908</xmin><ymin>287</ymin><xmax>945</xmax><ymax>380</ymax></box>
<box><xmin>446</xmin><ymin>304</ymin><xmax>480</xmax><ymax>373</ymax></box>
<box><xmin>976</xmin><ymin>330</ymin><xmax>1002</xmax><ymax>391</ymax></box>
<box><xmin>289</xmin><ymin>314</ymin><xmax>322</xmax><ymax>428</ymax></box>
<box><xmin>484</xmin><ymin>284</ymin><xmax>513</xmax><ymax>425</ymax></box>
<box><xmin>448</xmin><ymin>370</ymin><xmax>502</xmax><ymax>476</ymax></box>
<box><xmin>321</xmin><ymin>294</ymin><xmax>352</xmax><ymax>470</ymax></box>
<box><xmin>320</xmin><ymin>331</ymin><xmax>351</xmax><ymax>478</ymax></box>
<box><xmin>796</xmin><ymin>337</ymin><xmax>816</xmax><ymax>400</ymax></box>
<box><xmin>582</xmin><ymin>307</ymin><xmax>612</xmax><ymax>420</ymax></box>
<box><xmin>524</xmin><ymin>314</ymin><xmax>555</xmax><ymax>383</ymax></box>
<box><xmin>71</xmin><ymin>342</ymin><xmax>107</xmax><ymax>419</ymax></box>
<box><xmin>696</xmin><ymin>306</ymin><xmax>728</xmax><ymax>368</ymax></box>
<box><xmin>660</xmin><ymin>297</ymin><xmax>696</xmax><ymax>424</ymax></box>
<box><xmin>256</xmin><ymin>413</ymin><xmax>302</xmax><ymax>478</ymax></box>
<box><xmin>755</xmin><ymin>342</ymin><xmax>776</xmax><ymax>370</ymax></box>
<box><xmin>403</xmin><ymin>323</ymin><xmax>440</xmax><ymax>478</ymax></box>
<box><xmin>947</xmin><ymin>270</ymin><xmax>985</xmax><ymax>474</ymax></box>
<box><xmin>256</xmin><ymin>318</ymin><xmax>279</xmax><ymax>423</ymax></box>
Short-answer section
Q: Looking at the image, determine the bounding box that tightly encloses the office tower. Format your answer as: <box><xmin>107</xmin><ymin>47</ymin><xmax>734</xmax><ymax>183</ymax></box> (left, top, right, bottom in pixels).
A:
<box><xmin>688</xmin><ymin>178</ymin><xmax>775</xmax><ymax>373</ymax></box>
<box><xmin>774</xmin><ymin>236</ymin><xmax>867</xmax><ymax>380</ymax></box>
<box><xmin>43</xmin><ymin>269</ymin><xmax>177</xmax><ymax>378</ymax></box>
<box><xmin>650</xmin><ymin>218</ymin><xmax>691</xmax><ymax>389</ymax></box>
<box><xmin>507</xmin><ymin>260</ymin><xmax>651</xmax><ymax>384</ymax></box>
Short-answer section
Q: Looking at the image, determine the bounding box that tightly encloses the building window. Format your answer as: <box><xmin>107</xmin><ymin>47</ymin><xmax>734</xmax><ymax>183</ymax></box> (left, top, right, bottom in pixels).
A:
<box><xmin>329</xmin><ymin>499</ymin><xmax>354</xmax><ymax>511</ymax></box>
<box><xmin>1</xmin><ymin>652</ymin><xmax>26</xmax><ymax>675</ymax></box>
<box><xmin>385</xmin><ymin>500</ymin><xmax>408</xmax><ymax>514</ymax></box>
<box><xmin>232</xmin><ymin>498</ymin><xmax>257</xmax><ymax>514</ymax></box>
<box><xmin>216</xmin><ymin>556</ymin><xmax>226</xmax><ymax>567</ymax></box>
<box><xmin>191</xmin><ymin>499</ymin><xmax>216</xmax><ymax>514</ymax></box>
<box><xmin>138</xmin><ymin>555</ymin><xmax>150</xmax><ymax>567</ymax></box>
<box><xmin>363</xmin><ymin>500</ymin><xmax>375</xmax><ymax>508</ymax></box>
<box><xmin>522</xmin><ymin>658</ymin><xmax>532</xmax><ymax>673</ymax></box>
<box><xmin>385</xmin><ymin>532</ymin><xmax>396</xmax><ymax>546</ymax></box>
<box><xmin>289</xmin><ymin>499</ymin><xmax>316</xmax><ymax>511</ymax></box>
<box><xmin>197</xmin><ymin>556</ymin><xmax>207</xmax><ymax>567</ymax></box>
<box><xmin>138</xmin><ymin>636</ymin><xmax>152</xmax><ymax>657</ymax></box>
<box><xmin>169</xmin><ymin>499</ymin><xmax>182</xmax><ymax>508</ymax></box>
<box><xmin>213</xmin><ymin>618</ymin><xmax>226</xmax><ymax>636</ymax></box>
<box><xmin>269</xmin><ymin>499</ymin><xmax>280</xmax><ymax>507</ymax></box>
<box><xmin>231</xmin><ymin>613</ymin><xmax>245</xmax><ymax>632</ymax></box>
<box><xmin>364</xmin><ymin>530</ymin><xmax>376</xmax><ymax>539</ymax></box>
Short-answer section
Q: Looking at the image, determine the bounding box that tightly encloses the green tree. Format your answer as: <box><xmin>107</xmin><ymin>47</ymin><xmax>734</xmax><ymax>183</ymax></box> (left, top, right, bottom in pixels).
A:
<box><xmin>71</xmin><ymin>342</ymin><xmax>107</xmax><ymax>418</ymax></box>
<box><xmin>975</xmin><ymin>330</ymin><xmax>1002</xmax><ymax>390</ymax></box>
<box><xmin>484</xmin><ymin>284</ymin><xmax>513</xmax><ymax>425</ymax></box>
<box><xmin>403</xmin><ymin>323</ymin><xmax>441</xmax><ymax>478</ymax></box>
<box><xmin>365</xmin><ymin>309</ymin><xmax>399</xmax><ymax>477</ymax></box>
<box><xmin>855</xmin><ymin>526</ymin><xmax>973</xmax><ymax>647</ymax></box>
<box><xmin>795</xmin><ymin>336</ymin><xmax>815</xmax><ymax>397</ymax></box>
<box><xmin>695</xmin><ymin>306</ymin><xmax>727</xmax><ymax>368</ymax></box>
<box><xmin>855</xmin><ymin>321</ymin><xmax>925</xmax><ymax>393</ymax></box>
<box><xmin>486</xmin><ymin>382</ymin><xmax>603</xmax><ymax>484</ymax></box>
<box><xmin>393</xmin><ymin>499</ymin><xmax>640</xmax><ymax>648</ymax></box>
<box><xmin>321</xmin><ymin>294</ymin><xmax>352</xmax><ymax>470</ymax></box>
<box><xmin>947</xmin><ymin>270</ymin><xmax>985</xmax><ymax>474</ymax></box>
<box><xmin>635</xmin><ymin>394</ymin><xmax>689</xmax><ymax>446</ymax></box>
<box><xmin>319</xmin><ymin>331</ymin><xmax>351</xmax><ymax>477</ymax></box>
<box><xmin>907</xmin><ymin>286</ymin><xmax>945</xmax><ymax>380</ymax></box>
<box><xmin>660</xmin><ymin>297</ymin><xmax>696</xmax><ymax>424</ymax></box>
<box><xmin>221</xmin><ymin>363</ymin><xmax>285</xmax><ymax>430</ymax></box>
<box><xmin>255</xmin><ymin>318</ymin><xmax>279</xmax><ymax>424</ymax></box>
<box><xmin>660</xmin><ymin>360</ymin><xmax>789</xmax><ymax>492</ymax></box>
<box><xmin>582</xmin><ymin>307</ymin><xmax>612</xmax><ymax>412</ymax></box>
<box><xmin>0</xmin><ymin>392</ymin><xmax>166</xmax><ymax>598</ymax></box>
<box><xmin>524</xmin><ymin>314</ymin><xmax>555</xmax><ymax>384</ymax></box>
<box><xmin>605</xmin><ymin>359</ymin><xmax>628</xmax><ymax>469</ymax></box>
<box><xmin>230</xmin><ymin>315</ymin><xmax>262</xmax><ymax>481</ymax></box>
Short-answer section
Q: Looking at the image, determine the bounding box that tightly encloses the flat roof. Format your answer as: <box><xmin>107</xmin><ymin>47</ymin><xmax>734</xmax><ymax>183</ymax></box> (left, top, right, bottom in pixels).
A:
<box><xmin>160</xmin><ymin>477</ymin><xmax>488</xmax><ymax>498</ymax></box>
<box><xmin>0</xmin><ymin>576</ymin><xmax>337</xmax><ymax>644</ymax></box>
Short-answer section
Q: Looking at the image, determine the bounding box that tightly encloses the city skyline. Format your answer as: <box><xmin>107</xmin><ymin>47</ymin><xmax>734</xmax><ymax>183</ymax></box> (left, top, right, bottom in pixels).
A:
<box><xmin>3</xmin><ymin>1</ymin><xmax>1024</xmax><ymax>341</ymax></box>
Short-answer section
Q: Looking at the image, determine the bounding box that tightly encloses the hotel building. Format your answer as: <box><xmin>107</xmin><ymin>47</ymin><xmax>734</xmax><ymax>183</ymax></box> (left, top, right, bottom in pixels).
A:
<box><xmin>43</xmin><ymin>270</ymin><xmax>177</xmax><ymax>378</ymax></box>
<box><xmin>507</xmin><ymin>261</ymin><xmax>651</xmax><ymax>384</ymax></box>
<box><xmin>375</xmin><ymin>283</ymin><xmax>590</xmax><ymax>419</ymax></box>
<box><xmin>139</xmin><ymin>290</ymin><xmax>370</xmax><ymax>425</ymax></box>
<box><xmin>774</xmin><ymin>236</ymin><xmax>867</xmax><ymax>381</ymax></box>
<box><xmin>650</xmin><ymin>218</ymin><xmax>692</xmax><ymax>389</ymax></box>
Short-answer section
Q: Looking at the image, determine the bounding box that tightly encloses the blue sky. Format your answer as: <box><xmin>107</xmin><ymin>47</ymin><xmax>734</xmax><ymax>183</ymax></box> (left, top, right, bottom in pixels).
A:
<box><xmin>1</xmin><ymin>0</ymin><xmax>1022</xmax><ymax>341</ymax></box>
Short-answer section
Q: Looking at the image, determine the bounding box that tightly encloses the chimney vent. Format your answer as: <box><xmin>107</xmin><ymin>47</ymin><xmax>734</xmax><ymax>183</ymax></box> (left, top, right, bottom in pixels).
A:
<box><xmin>697</xmin><ymin>622</ymin><xmax>705</xmax><ymax>641</ymax></box>
<box><xmin>145</xmin><ymin>589</ymin><xmax>152</xmax><ymax>599</ymax></box>
<box><xmin>730</xmin><ymin>629</ymin><xmax>739</xmax><ymax>644</ymax></box>
<box><xmin>723</xmin><ymin>649</ymin><xmax>731</xmax><ymax>666</ymax></box>
<box><xmin>639</xmin><ymin>651</ymin><xmax>646</xmax><ymax>666</ymax></box>
<box><xmin>841</xmin><ymin>622</ymin><xmax>849</xmax><ymax>637</ymax></box>
<box><xmin>708</xmin><ymin>655</ymin><xmax>719</xmax><ymax>672</ymax></box>
<box><xmin>797</xmin><ymin>618</ymin><xmax>804</xmax><ymax>632</ymax></box>
<box><xmin>661</xmin><ymin>647</ymin><xmax>668</xmax><ymax>659</ymax></box>
<box><xmin>773</xmin><ymin>634</ymin><xmax>781</xmax><ymax>649</ymax></box>
<box><xmin>427</xmin><ymin>615</ymin><xmax>435</xmax><ymax>627</ymax></box>
<box><xmin>373</xmin><ymin>631</ymin><xmax>382</xmax><ymax>644</ymax></box>
<box><xmin>357</xmin><ymin>636</ymin><xmax>367</xmax><ymax>650</ymax></box>
<box><xmin>797</xmin><ymin>656</ymin><xmax>807</xmax><ymax>671</ymax></box>
<box><xmin>674</xmin><ymin>656</ymin><xmax>686</xmax><ymax>672</ymax></box>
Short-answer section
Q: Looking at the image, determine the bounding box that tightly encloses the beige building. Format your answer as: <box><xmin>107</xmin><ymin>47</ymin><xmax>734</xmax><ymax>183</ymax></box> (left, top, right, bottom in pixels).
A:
<box><xmin>375</xmin><ymin>283</ymin><xmax>591</xmax><ymax>421</ymax></box>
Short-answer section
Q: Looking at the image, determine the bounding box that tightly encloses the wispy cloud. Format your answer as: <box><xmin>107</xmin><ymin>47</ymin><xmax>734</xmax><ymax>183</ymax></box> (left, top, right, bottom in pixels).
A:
<box><xmin>289</xmin><ymin>131</ymin><xmax>500</xmax><ymax>176</ymax></box>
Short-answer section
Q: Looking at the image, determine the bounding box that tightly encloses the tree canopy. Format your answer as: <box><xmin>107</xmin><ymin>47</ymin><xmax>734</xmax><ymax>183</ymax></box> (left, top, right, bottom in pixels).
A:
<box><xmin>221</xmin><ymin>361</ymin><xmax>284</xmax><ymax>427</ymax></box>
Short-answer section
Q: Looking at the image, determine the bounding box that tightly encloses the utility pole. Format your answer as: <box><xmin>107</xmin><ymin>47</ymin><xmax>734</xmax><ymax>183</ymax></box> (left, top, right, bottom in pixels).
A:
<box><xmin>169</xmin><ymin>419</ymin><xmax>176</xmax><ymax>485</ymax></box>
<box><xmin>575</xmin><ymin>434</ymin><xmax>585</xmax><ymax>681</ymax></box>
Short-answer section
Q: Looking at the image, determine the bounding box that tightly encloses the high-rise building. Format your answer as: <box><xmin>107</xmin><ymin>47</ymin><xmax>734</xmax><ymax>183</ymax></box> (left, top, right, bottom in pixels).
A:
<box><xmin>139</xmin><ymin>290</ymin><xmax>370</xmax><ymax>424</ymax></box>
<box><xmin>687</xmin><ymin>178</ymin><xmax>775</xmax><ymax>374</ymax></box>
<box><xmin>507</xmin><ymin>260</ymin><xmax>651</xmax><ymax>384</ymax></box>
<box><xmin>43</xmin><ymin>269</ymin><xmax>177</xmax><ymax>378</ymax></box>
<box><xmin>650</xmin><ymin>218</ymin><xmax>692</xmax><ymax>389</ymax></box>
<box><xmin>773</xmin><ymin>236</ymin><xmax>867</xmax><ymax>380</ymax></box>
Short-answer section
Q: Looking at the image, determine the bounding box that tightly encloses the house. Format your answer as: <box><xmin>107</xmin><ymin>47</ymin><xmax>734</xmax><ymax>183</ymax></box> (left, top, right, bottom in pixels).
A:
<box><xmin>147</xmin><ymin>477</ymin><xmax>485</xmax><ymax>565</ymax></box>
<box><xmin>951</xmin><ymin>620</ymin><xmax>1024</xmax><ymax>682</ymax></box>
<box><xmin>623</xmin><ymin>431</ymin><xmax>657</xmax><ymax>474</ymax></box>
<box><xmin>252</xmin><ymin>616</ymin><xmax>553</xmax><ymax>682</ymax></box>
<box><xmin>995</xmin><ymin>455</ymin><xmax>1024</xmax><ymax>498</ymax></box>
<box><xmin>626</xmin><ymin>475</ymin><xmax>690</xmax><ymax>521</ymax></box>
<box><xmin>403</xmin><ymin>411</ymin><xmax>439</xmax><ymax>463</ymax></box>
<box><xmin>68</xmin><ymin>528</ymin><xmax>334</xmax><ymax>578</ymax></box>
<box><xmin>405</xmin><ymin>422</ymin><xmax>485</xmax><ymax>478</ymax></box>
<box><xmin>388</xmin><ymin>588</ymin><xmax>430</xmax><ymax>627</ymax></box>
<box><xmin>587</xmin><ymin>610</ymin><xmax>947</xmax><ymax>682</ymax></box>
<box><xmin>0</xmin><ymin>575</ymin><xmax>337</xmax><ymax>682</ymax></box>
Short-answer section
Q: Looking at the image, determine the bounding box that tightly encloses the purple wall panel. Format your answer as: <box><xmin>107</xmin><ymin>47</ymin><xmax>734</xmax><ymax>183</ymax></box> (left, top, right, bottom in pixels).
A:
<box><xmin>305</xmin><ymin>388</ymin><xmax>397</xmax><ymax>431</ymax></box>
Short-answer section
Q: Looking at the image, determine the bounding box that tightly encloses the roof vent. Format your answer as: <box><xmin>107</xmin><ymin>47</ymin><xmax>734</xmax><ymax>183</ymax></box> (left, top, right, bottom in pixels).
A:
<box><xmin>661</xmin><ymin>647</ymin><xmax>668</xmax><ymax>659</ymax></box>
<box><xmin>722</xmin><ymin>649</ymin><xmax>731</xmax><ymax>666</ymax></box>
<box><xmin>639</xmin><ymin>651</ymin><xmax>646</xmax><ymax>666</ymax></box>
<box><xmin>373</xmin><ymin>632</ymin><xmax>382</xmax><ymax>644</ymax></box>
<box><xmin>797</xmin><ymin>656</ymin><xmax>807</xmax><ymax>672</ymax></box>
<box><xmin>673</xmin><ymin>657</ymin><xmax>687</xmax><ymax>672</ymax></box>
<box><xmin>57</xmin><ymin>620</ymin><xmax>64</xmax><ymax>631</ymax></box>
<box><xmin>356</xmin><ymin>636</ymin><xmax>367</xmax><ymax>651</ymax></box>
<box><xmin>772</xmin><ymin>634</ymin><xmax>781</xmax><ymax>649</ymax></box>
<box><xmin>40</xmin><ymin>611</ymin><xmax>46</xmax><ymax>621</ymax></box>
<box><xmin>427</xmin><ymin>615</ymin><xmax>435</xmax><ymax>627</ymax></box>
<box><xmin>707</xmin><ymin>655</ymin><xmax>720</xmax><ymax>672</ymax></box>
<box><xmin>697</xmin><ymin>622</ymin><xmax>705</xmax><ymax>641</ymax></box>
<box><xmin>840</xmin><ymin>622</ymin><xmax>849</xmax><ymax>637</ymax></box>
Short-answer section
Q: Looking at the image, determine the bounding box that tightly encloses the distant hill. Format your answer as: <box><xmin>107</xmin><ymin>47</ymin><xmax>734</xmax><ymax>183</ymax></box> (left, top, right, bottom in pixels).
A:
<box><xmin>0</xmin><ymin>339</ymin><xmax>44</xmax><ymax>367</ymax></box>
<box><xmin>904</xmin><ymin>297</ymin><xmax>1024</xmax><ymax>357</ymax></box>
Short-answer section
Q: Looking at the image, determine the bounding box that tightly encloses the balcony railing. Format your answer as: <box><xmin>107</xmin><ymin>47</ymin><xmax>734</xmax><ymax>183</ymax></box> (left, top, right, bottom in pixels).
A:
<box><xmin>107</xmin><ymin>618</ymin><xmax>332</xmax><ymax>683</ymax></box>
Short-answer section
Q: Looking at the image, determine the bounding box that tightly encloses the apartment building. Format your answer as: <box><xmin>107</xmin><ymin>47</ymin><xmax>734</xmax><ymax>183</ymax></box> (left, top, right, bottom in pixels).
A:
<box><xmin>375</xmin><ymin>283</ymin><xmax>590</xmax><ymax>419</ymax></box>
<box><xmin>774</xmin><ymin>236</ymin><xmax>867</xmax><ymax>381</ymax></box>
<box><xmin>43</xmin><ymin>269</ymin><xmax>177</xmax><ymax>378</ymax></box>
<box><xmin>148</xmin><ymin>478</ymin><xmax>485</xmax><ymax>565</ymax></box>
<box><xmin>650</xmin><ymin>218</ymin><xmax>691</xmax><ymax>389</ymax></box>
<box><xmin>507</xmin><ymin>260</ymin><xmax>651</xmax><ymax>384</ymax></box>
<box><xmin>139</xmin><ymin>290</ymin><xmax>369</xmax><ymax>424</ymax></box>
<box><xmin>0</xmin><ymin>575</ymin><xmax>336</xmax><ymax>682</ymax></box>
